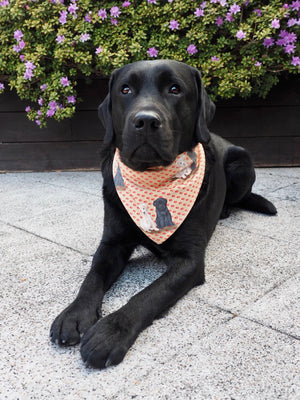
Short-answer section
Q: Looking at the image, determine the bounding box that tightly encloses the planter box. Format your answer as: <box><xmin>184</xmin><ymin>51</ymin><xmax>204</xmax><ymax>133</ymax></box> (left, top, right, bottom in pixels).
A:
<box><xmin>0</xmin><ymin>76</ymin><xmax>299</xmax><ymax>171</ymax></box>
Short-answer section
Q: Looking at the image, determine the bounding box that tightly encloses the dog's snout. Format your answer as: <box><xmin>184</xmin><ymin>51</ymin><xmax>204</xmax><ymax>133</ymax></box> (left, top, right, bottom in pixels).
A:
<box><xmin>133</xmin><ymin>111</ymin><xmax>162</xmax><ymax>131</ymax></box>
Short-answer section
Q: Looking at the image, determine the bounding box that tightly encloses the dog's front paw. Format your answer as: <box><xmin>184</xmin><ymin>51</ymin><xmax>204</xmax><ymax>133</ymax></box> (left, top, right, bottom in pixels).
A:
<box><xmin>80</xmin><ymin>310</ymin><xmax>138</xmax><ymax>369</ymax></box>
<box><xmin>50</xmin><ymin>300</ymin><xmax>101</xmax><ymax>346</ymax></box>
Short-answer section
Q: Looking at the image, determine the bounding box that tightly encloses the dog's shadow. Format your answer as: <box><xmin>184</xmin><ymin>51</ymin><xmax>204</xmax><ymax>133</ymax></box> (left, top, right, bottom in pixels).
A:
<box><xmin>101</xmin><ymin>247</ymin><xmax>167</xmax><ymax>316</ymax></box>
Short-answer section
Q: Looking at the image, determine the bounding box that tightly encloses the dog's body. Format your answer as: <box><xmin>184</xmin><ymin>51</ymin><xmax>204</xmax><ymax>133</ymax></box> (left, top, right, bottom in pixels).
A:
<box><xmin>51</xmin><ymin>60</ymin><xmax>276</xmax><ymax>369</ymax></box>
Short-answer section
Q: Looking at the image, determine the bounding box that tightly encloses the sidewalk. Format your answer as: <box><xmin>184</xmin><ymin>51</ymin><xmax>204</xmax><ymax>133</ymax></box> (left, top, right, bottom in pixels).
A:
<box><xmin>0</xmin><ymin>168</ymin><xmax>299</xmax><ymax>400</ymax></box>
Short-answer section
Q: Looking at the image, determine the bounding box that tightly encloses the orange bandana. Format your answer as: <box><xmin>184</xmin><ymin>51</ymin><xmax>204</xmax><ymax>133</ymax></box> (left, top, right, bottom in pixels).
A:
<box><xmin>113</xmin><ymin>143</ymin><xmax>206</xmax><ymax>244</ymax></box>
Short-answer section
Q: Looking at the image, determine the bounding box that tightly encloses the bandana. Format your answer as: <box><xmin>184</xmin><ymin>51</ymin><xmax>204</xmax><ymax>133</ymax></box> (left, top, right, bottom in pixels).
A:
<box><xmin>113</xmin><ymin>143</ymin><xmax>206</xmax><ymax>244</ymax></box>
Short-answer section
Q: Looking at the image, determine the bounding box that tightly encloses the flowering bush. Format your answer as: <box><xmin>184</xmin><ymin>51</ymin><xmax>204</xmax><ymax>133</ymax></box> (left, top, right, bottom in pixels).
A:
<box><xmin>0</xmin><ymin>0</ymin><xmax>299</xmax><ymax>127</ymax></box>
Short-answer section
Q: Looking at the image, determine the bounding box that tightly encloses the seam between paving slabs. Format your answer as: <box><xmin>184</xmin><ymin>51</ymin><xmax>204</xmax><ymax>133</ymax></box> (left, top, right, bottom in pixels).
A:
<box><xmin>0</xmin><ymin>219</ymin><xmax>93</xmax><ymax>257</ymax></box>
<box><xmin>218</xmin><ymin>222</ymin><xmax>299</xmax><ymax>246</ymax></box>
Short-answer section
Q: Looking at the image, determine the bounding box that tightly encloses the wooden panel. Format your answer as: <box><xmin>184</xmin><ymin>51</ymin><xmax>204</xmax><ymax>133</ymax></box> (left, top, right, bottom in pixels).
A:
<box><xmin>71</xmin><ymin>111</ymin><xmax>104</xmax><ymax>140</ymax></box>
<box><xmin>0</xmin><ymin>141</ymin><xmax>102</xmax><ymax>171</ymax></box>
<box><xmin>211</xmin><ymin>106</ymin><xmax>300</xmax><ymax>138</ymax></box>
<box><xmin>76</xmin><ymin>79</ymin><xmax>108</xmax><ymax>110</ymax></box>
<box><xmin>0</xmin><ymin>113</ymin><xmax>72</xmax><ymax>142</ymax></box>
<box><xmin>226</xmin><ymin>136</ymin><xmax>300</xmax><ymax>167</ymax></box>
<box><xmin>214</xmin><ymin>76</ymin><xmax>300</xmax><ymax>107</ymax></box>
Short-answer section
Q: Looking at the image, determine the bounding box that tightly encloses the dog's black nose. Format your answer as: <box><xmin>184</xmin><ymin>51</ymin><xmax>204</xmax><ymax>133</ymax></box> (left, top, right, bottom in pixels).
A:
<box><xmin>133</xmin><ymin>111</ymin><xmax>162</xmax><ymax>130</ymax></box>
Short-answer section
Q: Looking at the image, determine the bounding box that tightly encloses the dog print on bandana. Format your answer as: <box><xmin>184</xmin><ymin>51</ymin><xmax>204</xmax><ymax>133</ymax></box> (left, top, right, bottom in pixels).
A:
<box><xmin>113</xmin><ymin>144</ymin><xmax>206</xmax><ymax>244</ymax></box>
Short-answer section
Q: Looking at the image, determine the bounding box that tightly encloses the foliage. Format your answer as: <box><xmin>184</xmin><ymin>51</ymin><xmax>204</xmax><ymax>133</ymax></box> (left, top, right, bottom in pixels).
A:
<box><xmin>0</xmin><ymin>0</ymin><xmax>299</xmax><ymax>127</ymax></box>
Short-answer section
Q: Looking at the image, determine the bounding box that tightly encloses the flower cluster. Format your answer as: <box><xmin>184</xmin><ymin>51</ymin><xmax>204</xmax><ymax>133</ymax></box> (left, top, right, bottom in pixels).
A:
<box><xmin>0</xmin><ymin>0</ymin><xmax>299</xmax><ymax>127</ymax></box>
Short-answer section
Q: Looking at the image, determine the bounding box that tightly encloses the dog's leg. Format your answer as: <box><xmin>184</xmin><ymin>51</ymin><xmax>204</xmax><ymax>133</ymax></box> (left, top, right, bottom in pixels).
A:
<box><xmin>80</xmin><ymin>253</ymin><xmax>204</xmax><ymax>369</ymax></box>
<box><xmin>223</xmin><ymin>146</ymin><xmax>276</xmax><ymax>216</ymax></box>
<box><xmin>50</xmin><ymin>242</ymin><xmax>133</xmax><ymax>346</ymax></box>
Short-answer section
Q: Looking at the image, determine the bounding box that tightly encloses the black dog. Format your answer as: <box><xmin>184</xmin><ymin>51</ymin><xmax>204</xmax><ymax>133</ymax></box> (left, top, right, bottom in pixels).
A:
<box><xmin>153</xmin><ymin>197</ymin><xmax>174</xmax><ymax>229</ymax></box>
<box><xmin>50</xmin><ymin>60</ymin><xmax>276</xmax><ymax>369</ymax></box>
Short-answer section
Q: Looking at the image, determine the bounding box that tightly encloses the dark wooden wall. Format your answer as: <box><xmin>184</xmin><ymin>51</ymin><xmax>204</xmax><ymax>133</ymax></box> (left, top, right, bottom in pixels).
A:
<box><xmin>0</xmin><ymin>76</ymin><xmax>299</xmax><ymax>171</ymax></box>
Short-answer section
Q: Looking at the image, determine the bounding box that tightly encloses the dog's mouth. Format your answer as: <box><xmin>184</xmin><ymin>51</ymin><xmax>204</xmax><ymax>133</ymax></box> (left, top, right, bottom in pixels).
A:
<box><xmin>122</xmin><ymin>143</ymin><xmax>174</xmax><ymax>171</ymax></box>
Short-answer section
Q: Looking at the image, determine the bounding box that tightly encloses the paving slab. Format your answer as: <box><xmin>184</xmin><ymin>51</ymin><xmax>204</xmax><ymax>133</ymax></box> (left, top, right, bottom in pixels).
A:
<box><xmin>241</xmin><ymin>273</ymin><xmax>300</xmax><ymax>339</ymax></box>
<box><xmin>200</xmin><ymin>224</ymin><xmax>299</xmax><ymax>313</ymax></box>
<box><xmin>122</xmin><ymin>317</ymin><xmax>300</xmax><ymax>400</ymax></box>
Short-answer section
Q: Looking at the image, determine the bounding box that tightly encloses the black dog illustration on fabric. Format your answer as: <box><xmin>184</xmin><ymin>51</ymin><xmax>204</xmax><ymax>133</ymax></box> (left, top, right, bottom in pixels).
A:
<box><xmin>114</xmin><ymin>164</ymin><xmax>125</xmax><ymax>189</ymax></box>
<box><xmin>153</xmin><ymin>197</ymin><xmax>174</xmax><ymax>229</ymax></box>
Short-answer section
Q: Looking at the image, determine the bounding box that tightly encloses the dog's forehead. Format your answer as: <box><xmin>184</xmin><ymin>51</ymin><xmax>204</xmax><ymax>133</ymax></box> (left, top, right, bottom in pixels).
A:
<box><xmin>114</xmin><ymin>60</ymin><xmax>194</xmax><ymax>85</ymax></box>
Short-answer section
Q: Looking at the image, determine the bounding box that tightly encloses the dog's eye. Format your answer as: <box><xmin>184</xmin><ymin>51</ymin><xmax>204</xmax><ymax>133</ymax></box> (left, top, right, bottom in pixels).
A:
<box><xmin>121</xmin><ymin>85</ymin><xmax>132</xmax><ymax>95</ymax></box>
<box><xmin>169</xmin><ymin>85</ymin><xmax>181</xmax><ymax>95</ymax></box>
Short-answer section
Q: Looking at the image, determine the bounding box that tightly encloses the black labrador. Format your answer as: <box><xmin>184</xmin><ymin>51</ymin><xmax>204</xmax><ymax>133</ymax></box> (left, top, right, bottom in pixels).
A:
<box><xmin>50</xmin><ymin>60</ymin><xmax>276</xmax><ymax>369</ymax></box>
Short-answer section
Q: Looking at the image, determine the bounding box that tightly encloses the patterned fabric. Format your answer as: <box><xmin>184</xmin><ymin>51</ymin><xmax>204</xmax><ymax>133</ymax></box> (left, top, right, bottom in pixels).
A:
<box><xmin>113</xmin><ymin>143</ymin><xmax>206</xmax><ymax>244</ymax></box>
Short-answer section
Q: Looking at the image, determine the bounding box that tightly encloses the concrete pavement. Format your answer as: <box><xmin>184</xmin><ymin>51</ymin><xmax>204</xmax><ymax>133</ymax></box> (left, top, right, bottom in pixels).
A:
<box><xmin>0</xmin><ymin>168</ymin><xmax>299</xmax><ymax>399</ymax></box>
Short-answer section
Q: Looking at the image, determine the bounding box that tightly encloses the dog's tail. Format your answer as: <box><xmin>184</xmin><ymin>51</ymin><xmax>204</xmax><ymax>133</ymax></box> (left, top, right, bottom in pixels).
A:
<box><xmin>238</xmin><ymin>193</ymin><xmax>277</xmax><ymax>215</ymax></box>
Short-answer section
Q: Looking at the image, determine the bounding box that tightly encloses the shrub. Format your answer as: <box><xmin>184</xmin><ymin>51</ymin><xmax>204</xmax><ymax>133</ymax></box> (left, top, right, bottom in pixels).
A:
<box><xmin>0</xmin><ymin>0</ymin><xmax>299</xmax><ymax>127</ymax></box>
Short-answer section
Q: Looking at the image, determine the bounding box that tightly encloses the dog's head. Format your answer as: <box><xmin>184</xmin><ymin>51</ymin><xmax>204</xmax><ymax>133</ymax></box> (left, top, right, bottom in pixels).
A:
<box><xmin>99</xmin><ymin>60</ymin><xmax>215</xmax><ymax>171</ymax></box>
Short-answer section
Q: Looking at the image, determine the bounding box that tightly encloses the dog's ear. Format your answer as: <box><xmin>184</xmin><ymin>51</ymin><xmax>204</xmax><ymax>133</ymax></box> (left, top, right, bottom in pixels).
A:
<box><xmin>98</xmin><ymin>71</ymin><xmax>116</xmax><ymax>144</ymax></box>
<box><xmin>193</xmin><ymin>68</ymin><xmax>215</xmax><ymax>144</ymax></box>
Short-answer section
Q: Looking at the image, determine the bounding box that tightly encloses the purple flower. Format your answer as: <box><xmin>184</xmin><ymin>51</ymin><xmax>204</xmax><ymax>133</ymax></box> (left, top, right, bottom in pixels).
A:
<box><xmin>147</xmin><ymin>0</ymin><xmax>156</xmax><ymax>3</ymax></box>
<box><xmin>225</xmin><ymin>13</ymin><xmax>234</xmax><ymax>22</ymax></box>
<box><xmin>0</xmin><ymin>83</ymin><xmax>4</xmax><ymax>91</ymax></box>
<box><xmin>0</xmin><ymin>0</ymin><xmax>9</xmax><ymax>6</ymax></box>
<box><xmin>211</xmin><ymin>56</ymin><xmax>220</xmax><ymax>62</ymax></box>
<box><xmin>80</xmin><ymin>33</ymin><xmax>90</xmax><ymax>42</ymax></box>
<box><xmin>253</xmin><ymin>9</ymin><xmax>262</xmax><ymax>17</ymax></box>
<box><xmin>38</xmin><ymin>97</ymin><xmax>43</xmax><ymax>106</ymax></box>
<box><xmin>98</xmin><ymin>9</ymin><xmax>107</xmax><ymax>19</ymax></box>
<box><xmin>285</xmin><ymin>44</ymin><xmax>295</xmax><ymax>54</ymax></box>
<box><xmin>287</xmin><ymin>32</ymin><xmax>297</xmax><ymax>43</ymax></box>
<box><xmin>210</xmin><ymin>0</ymin><xmax>218</xmax><ymax>3</ymax></box>
<box><xmin>200</xmin><ymin>1</ymin><xmax>206</xmax><ymax>8</ymax></box>
<box><xmin>95</xmin><ymin>46</ymin><xmax>103</xmax><ymax>54</ymax></box>
<box><xmin>271</xmin><ymin>19</ymin><xmax>280</xmax><ymax>29</ymax></box>
<box><xmin>13</xmin><ymin>45</ymin><xmax>21</xmax><ymax>52</ymax></box>
<box><xmin>287</xmin><ymin>18</ymin><xmax>297</xmax><ymax>27</ymax></box>
<box><xmin>85</xmin><ymin>13</ymin><xmax>92</xmax><ymax>22</ymax></box>
<box><xmin>49</xmin><ymin>101</ymin><xmax>57</xmax><ymax>111</ymax></box>
<box><xmin>24</xmin><ymin>69</ymin><xmax>34</xmax><ymax>80</ymax></box>
<box><xmin>19</xmin><ymin>40</ymin><xmax>25</xmax><ymax>49</ymax></box>
<box><xmin>19</xmin><ymin>55</ymin><xmax>25</xmax><ymax>61</ymax></box>
<box><xmin>60</xmin><ymin>77</ymin><xmax>70</xmax><ymax>87</ymax></box>
<box><xmin>59</xmin><ymin>11</ymin><xmax>67</xmax><ymax>24</ymax></box>
<box><xmin>47</xmin><ymin>109</ymin><xmax>56</xmax><ymax>117</ymax></box>
<box><xmin>219</xmin><ymin>0</ymin><xmax>227</xmax><ymax>5</ymax></box>
<box><xmin>25</xmin><ymin>106</ymin><xmax>31</xmax><ymax>113</ymax></box>
<box><xmin>236</xmin><ymin>30</ymin><xmax>246</xmax><ymax>40</ymax></box>
<box><xmin>229</xmin><ymin>4</ymin><xmax>240</xmax><ymax>14</ymax></box>
<box><xmin>216</xmin><ymin>17</ymin><xmax>223</xmax><ymax>26</ymax></box>
<box><xmin>14</xmin><ymin>30</ymin><xmax>23</xmax><ymax>41</ymax></box>
<box><xmin>111</xmin><ymin>18</ymin><xmax>118</xmax><ymax>25</ymax></box>
<box><xmin>68</xmin><ymin>3</ymin><xmax>78</xmax><ymax>14</ymax></box>
<box><xmin>67</xmin><ymin>95</ymin><xmax>76</xmax><ymax>104</ymax></box>
<box><xmin>36</xmin><ymin>120</ymin><xmax>41</xmax><ymax>126</ymax></box>
<box><xmin>263</xmin><ymin>38</ymin><xmax>274</xmax><ymax>48</ymax></box>
<box><xmin>122</xmin><ymin>1</ymin><xmax>131</xmax><ymax>6</ymax></box>
<box><xmin>169</xmin><ymin>19</ymin><xmax>179</xmax><ymax>30</ymax></box>
<box><xmin>40</xmin><ymin>84</ymin><xmax>47</xmax><ymax>91</ymax></box>
<box><xmin>291</xmin><ymin>0</ymin><xmax>300</xmax><ymax>11</ymax></box>
<box><xmin>187</xmin><ymin>44</ymin><xmax>198</xmax><ymax>55</ymax></box>
<box><xmin>194</xmin><ymin>8</ymin><xmax>204</xmax><ymax>17</ymax></box>
<box><xmin>147</xmin><ymin>47</ymin><xmax>158</xmax><ymax>57</ymax></box>
<box><xmin>25</xmin><ymin>61</ymin><xmax>35</xmax><ymax>71</ymax></box>
<box><xmin>110</xmin><ymin>6</ymin><xmax>120</xmax><ymax>17</ymax></box>
<box><xmin>56</xmin><ymin>35</ymin><xmax>65</xmax><ymax>43</ymax></box>
<box><xmin>291</xmin><ymin>56</ymin><xmax>300</xmax><ymax>66</ymax></box>
<box><xmin>255</xmin><ymin>61</ymin><xmax>262</xmax><ymax>67</ymax></box>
